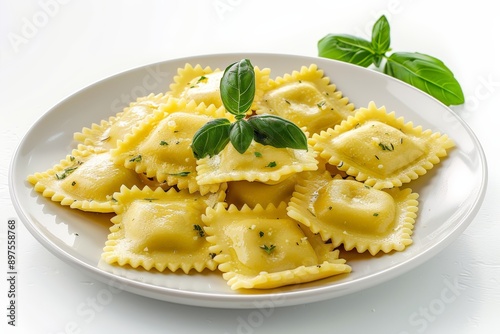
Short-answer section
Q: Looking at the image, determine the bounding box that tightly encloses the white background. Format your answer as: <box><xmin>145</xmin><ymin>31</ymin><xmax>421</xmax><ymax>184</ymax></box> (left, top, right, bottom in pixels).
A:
<box><xmin>1</xmin><ymin>0</ymin><xmax>499</xmax><ymax>333</ymax></box>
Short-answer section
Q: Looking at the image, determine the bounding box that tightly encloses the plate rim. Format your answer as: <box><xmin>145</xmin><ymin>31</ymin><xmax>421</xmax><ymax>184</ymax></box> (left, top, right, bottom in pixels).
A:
<box><xmin>9</xmin><ymin>52</ymin><xmax>489</xmax><ymax>308</ymax></box>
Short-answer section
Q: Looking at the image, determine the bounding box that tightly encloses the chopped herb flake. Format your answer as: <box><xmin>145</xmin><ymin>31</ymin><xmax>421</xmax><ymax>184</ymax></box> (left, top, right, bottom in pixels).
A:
<box><xmin>169</xmin><ymin>171</ymin><xmax>190</xmax><ymax>177</ymax></box>
<box><xmin>129</xmin><ymin>155</ymin><xmax>142</xmax><ymax>163</ymax></box>
<box><xmin>260</xmin><ymin>244</ymin><xmax>276</xmax><ymax>254</ymax></box>
<box><xmin>55</xmin><ymin>166</ymin><xmax>79</xmax><ymax>180</ymax></box>
<box><xmin>266</xmin><ymin>161</ymin><xmax>277</xmax><ymax>168</ymax></box>
<box><xmin>160</xmin><ymin>140</ymin><xmax>169</xmax><ymax>146</ymax></box>
<box><xmin>378</xmin><ymin>142</ymin><xmax>394</xmax><ymax>151</ymax></box>
<box><xmin>193</xmin><ymin>224</ymin><xmax>205</xmax><ymax>237</ymax></box>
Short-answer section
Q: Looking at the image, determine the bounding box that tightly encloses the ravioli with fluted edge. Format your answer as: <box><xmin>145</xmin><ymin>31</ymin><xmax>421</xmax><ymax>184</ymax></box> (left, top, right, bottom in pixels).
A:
<box><xmin>27</xmin><ymin>145</ymin><xmax>144</xmax><ymax>213</ymax></box>
<box><xmin>101</xmin><ymin>185</ymin><xmax>226</xmax><ymax>273</ymax></box>
<box><xmin>256</xmin><ymin>64</ymin><xmax>354</xmax><ymax>135</ymax></box>
<box><xmin>25</xmin><ymin>60</ymin><xmax>455</xmax><ymax>293</ymax></box>
<box><xmin>111</xmin><ymin>97</ymin><xmax>231</xmax><ymax>195</ymax></box>
<box><xmin>287</xmin><ymin>171</ymin><xmax>419</xmax><ymax>255</ymax></box>
<box><xmin>74</xmin><ymin>93</ymin><xmax>170</xmax><ymax>151</ymax></box>
<box><xmin>310</xmin><ymin>101</ymin><xmax>455</xmax><ymax>189</ymax></box>
<box><xmin>225</xmin><ymin>174</ymin><xmax>299</xmax><ymax>208</ymax></box>
<box><xmin>196</xmin><ymin>140</ymin><xmax>318</xmax><ymax>185</ymax></box>
<box><xmin>203</xmin><ymin>202</ymin><xmax>351</xmax><ymax>290</ymax></box>
<box><xmin>168</xmin><ymin>62</ymin><xmax>271</xmax><ymax>111</ymax></box>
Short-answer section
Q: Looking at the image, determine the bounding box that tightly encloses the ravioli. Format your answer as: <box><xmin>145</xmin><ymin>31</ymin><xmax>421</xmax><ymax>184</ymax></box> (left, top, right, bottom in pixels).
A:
<box><xmin>101</xmin><ymin>185</ymin><xmax>226</xmax><ymax>273</ymax></box>
<box><xmin>111</xmin><ymin>97</ymin><xmax>230</xmax><ymax>194</ymax></box>
<box><xmin>26</xmin><ymin>60</ymin><xmax>457</xmax><ymax>292</ymax></box>
<box><xmin>196</xmin><ymin>141</ymin><xmax>318</xmax><ymax>185</ymax></box>
<box><xmin>287</xmin><ymin>171</ymin><xmax>419</xmax><ymax>255</ymax></box>
<box><xmin>310</xmin><ymin>101</ymin><xmax>455</xmax><ymax>189</ymax></box>
<box><xmin>168</xmin><ymin>63</ymin><xmax>223</xmax><ymax>107</ymax></box>
<box><xmin>27</xmin><ymin>145</ymin><xmax>144</xmax><ymax>212</ymax></box>
<box><xmin>74</xmin><ymin>93</ymin><xmax>169</xmax><ymax>150</ymax></box>
<box><xmin>225</xmin><ymin>174</ymin><xmax>299</xmax><ymax>208</ymax></box>
<box><xmin>168</xmin><ymin>62</ymin><xmax>271</xmax><ymax>112</ymax></box>
<box><xmin>256</xmin><ymin>64</ymin><xmax>354</xmax><ymax>134</ymax></box>
<box><xmin>203</xmin><ymin>202</ymin><xmax>351</xmax><ymax>290</ymax></box>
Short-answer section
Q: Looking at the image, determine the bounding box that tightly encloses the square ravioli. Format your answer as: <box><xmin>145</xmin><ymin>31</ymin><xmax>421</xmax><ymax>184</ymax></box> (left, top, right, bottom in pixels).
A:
<box><xmin>111</xmin><ymin>97</ymin><xmax>231</xmax><ymax>194</ymax></box>
<box><xmin>287</xmin><ymin>171</ymin><xmax>419</xmax><ymax>255</ymax></box>
<box><xmin>27</xmin><ymin>145</ymin><xmax>144</xmax><ymax>213</ymax></box>
<box><xmin>168</xmin><ymin>63</ymin><xmax>270</xmax><ymax>112</ymax></box>
<box><xmin>101</xmin><ymin>185</ymin><xmax>226</xmax><ymax>273</ymax></box>
<box><xmin>74</xmin><ymin>93</ymin><xmax>169</xmax><ymax>151</ymax></box>
<box><xmin>203</xmin><ymin>202</ymin><xmax>351</xmax><ymax>290</ymax></box>
<box><xmin>256</xmin><ymin>64</ymin><xmax>354</xmax><ymax>135</ymax></box>
<box><xmin>224</xmin><ymin>174</ymin><xmax>299</xmax><ymax>209</ymax></box>
<box><xmin>310</xmin><ymin>101</ymin><xmax>455</xmax><ymax>189</ymax></box>
<box><xmin>195</xmin><ymin>140</ymin><xmax>318</xmax><ymax>185</ymax></box>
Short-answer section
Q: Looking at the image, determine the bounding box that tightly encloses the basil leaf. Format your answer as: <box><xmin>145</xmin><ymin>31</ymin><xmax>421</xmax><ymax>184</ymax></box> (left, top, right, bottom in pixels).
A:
<box><xmin>318</xmin><ymin>34</ymin><xmax>375</xmax><ymax>68</ymax></box>
<box><xmin>247</xmin><ymin>115</ymin><xmax>308</xmax><ymax>150</ymax></box>
<box><xmin>371</xmin><ymin>15</ymin><xmax>391</xmax><ymax>67</ymax></box>
<box><xmin>384</xmin><ymin>52</ymin><xmax>465</xmax><ymax>106</ymax></box>
<box><xmin>220</xmin><ymin>59</ymin><xmax>255</xmax><ymax>118</ymax></box>
<box><xmin>191</xmin><ymin>118</ymin><xmax>231</xmax><ymax>159</ymax></box>
<box><xmin>229</xmin><ymin>119</ymin><xmax>254</xmax><ymax>154</ymax></box>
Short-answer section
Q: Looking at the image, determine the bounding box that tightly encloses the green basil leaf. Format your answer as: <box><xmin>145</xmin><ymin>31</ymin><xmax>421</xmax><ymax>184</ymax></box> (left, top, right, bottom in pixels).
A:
<box><xmin>191</xmin><ymin>118</ymin><xmax>231</xmax><ymax>159</ymax></box>
<box><xmin>229</xmin><ymin>119</ymin><xmax>254</xmax><ymax>154</ymax></box>
<box><xmin>220</xmin><ymin>59</ymin><xmax>255</xmax><ymax>118</ymax></box>
<box><xmin>384</xmin><ymin>52</ymin><xmax>465</xmax><ymax>106</ymax></box>
<box><xmin>318</xmin><ymin>34</ymin><xmax>375</xmax><ymax>67</ymax></box>
<box><xmin>371</xmin><ymin>15</ymin><xmax>391</xmax><ymax>67</ymax></box>
<box><xmin>247</xmin><ymin>115</ymin><xmax>308</xmax><ymax>150</ymax></box>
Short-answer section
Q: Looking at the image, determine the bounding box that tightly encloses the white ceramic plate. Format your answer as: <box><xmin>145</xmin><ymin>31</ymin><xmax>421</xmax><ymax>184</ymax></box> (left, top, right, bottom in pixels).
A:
<box><xmin>9</xmin><ymin>53</ymin><xmax>487</xmax><ymax>308</ymax></box>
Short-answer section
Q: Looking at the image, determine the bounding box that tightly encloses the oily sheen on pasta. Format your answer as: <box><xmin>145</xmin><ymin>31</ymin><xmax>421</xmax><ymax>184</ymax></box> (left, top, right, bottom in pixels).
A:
<box><xmin>310</xmin><ymin>101</ymin><xmax>455</xmax><ymax>189</ymax></box>
<box><xmin>26</xmin><ymin>60</ymin><xmax>455</xmax><ymax>292</ymax></box>
<box><xmin>203</xmin><ymin>202</ymin><xmax>351</xmax><ymax>290</ymax></box>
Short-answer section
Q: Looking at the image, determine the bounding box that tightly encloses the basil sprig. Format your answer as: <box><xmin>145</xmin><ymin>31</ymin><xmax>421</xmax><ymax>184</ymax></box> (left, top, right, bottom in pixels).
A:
<box><xmin>318</xmin><ymin>15</ymin><xmax>464</xmax><ymax>106</ymax></box>
<box><xmin>191</xmin><ymin>59</ymin><xmax>308</xmax><ymax>159</ymax></box>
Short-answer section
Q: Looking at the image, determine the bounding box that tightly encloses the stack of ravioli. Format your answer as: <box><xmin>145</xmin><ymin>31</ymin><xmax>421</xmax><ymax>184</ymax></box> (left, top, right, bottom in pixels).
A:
<box><xmin>27</xmin><ymin>63</ymin><xmax>454</xmax><ymax>290</ymax></box>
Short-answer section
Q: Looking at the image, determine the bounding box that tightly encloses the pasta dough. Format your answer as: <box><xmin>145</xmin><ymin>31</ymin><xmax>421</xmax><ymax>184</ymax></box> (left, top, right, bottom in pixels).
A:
<box><xmin>102</xmin><ymin>185</ymin><xmax>226</xmax><ymax>273</ymax></box>
<box><xmin>26</xmin><ymin>60</ymin><xmax>455</xmax><ymax>293</ymax></box>
<box><xmin>74</xmin><ymin>93</ymin><xmax>169</xmax><ymax>150</ymax></box>
<box><xmin>256</xmin><ymin>64</ymin><xmax>354</xmax><ymax>134</ymax></box>
<box><xmin>310</xmin><ymin>101</ymin><xmax>455</xmax><ymax>189</ymax></box>
<box><xmin>196</xmin><ymin>140</ymin><xmax>318</xmax><ymax>185</ymax></box>
<box><xmin>203</xmin><ymin>202</ymin><xmax>351</xmax><ymax>289</ymax></box>
<box><xmin>287</xmin><ymin>171</ymin><xmax>419</xmax><ymax>255</ymax></box>
<box><xmin>168</xmin><ymin>62</ymin><xmax>271</xmax><ymax>112</ymax></box>
<box><xmin>111</xmin><ymin>97</ymin><xmax>230</xmax><ymax>194</ymax></box>
<box><xmin>225</xmin><ymin>174</ymin><xmax>299</xmax><ymax>208</ymax></box>
<box><xmin>27</xmin><ymin>145</ymin><xmax>144</xmax><ymax>212</ymax></box>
